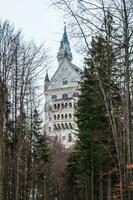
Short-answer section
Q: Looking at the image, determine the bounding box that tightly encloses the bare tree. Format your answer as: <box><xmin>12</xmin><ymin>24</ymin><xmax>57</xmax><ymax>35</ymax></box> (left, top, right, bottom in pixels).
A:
<box><xmin>0</xmin><ymin>20</ymin><xmax>49</xmax><ymax>200</ymax></box>
<box><xmin>51</xmin><ymin>0</ymin><xmax>133</xmax><ymax>199</ymax></box>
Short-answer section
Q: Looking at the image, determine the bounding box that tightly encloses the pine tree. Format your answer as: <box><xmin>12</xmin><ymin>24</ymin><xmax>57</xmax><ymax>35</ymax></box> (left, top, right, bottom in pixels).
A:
<box><xmin>32</xmin><ymin>107</ymin><xmax>48</xmax><ymax>162</ymax></box>
<box><xmin>64</xmin><ymin>35</ymin><xmax>120</xmax><ymax>199</ymax></box>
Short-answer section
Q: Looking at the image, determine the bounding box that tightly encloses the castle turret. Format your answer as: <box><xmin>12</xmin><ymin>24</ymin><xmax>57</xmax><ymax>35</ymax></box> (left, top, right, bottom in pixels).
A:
<box><xmin>44</xmin><ymin>71</ymin><xmax>49</xmax><ymax>91</ymax></box>
<box><xmin>57</xmin><ymin>26</ymin><xmax>72</xmax><ymax>65</ymax></box>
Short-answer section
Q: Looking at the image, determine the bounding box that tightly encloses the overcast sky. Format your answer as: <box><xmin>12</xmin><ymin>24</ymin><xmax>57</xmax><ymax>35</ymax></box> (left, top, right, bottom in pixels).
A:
<box><xmin>0</xmin><ymin>0</ymin><xmax>83</xmax><ymax>78</ymax></box>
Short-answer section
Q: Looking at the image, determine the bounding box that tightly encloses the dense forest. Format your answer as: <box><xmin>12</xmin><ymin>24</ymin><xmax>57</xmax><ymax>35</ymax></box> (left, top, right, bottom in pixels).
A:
<box><xmin>1</xmin><ymin>0</ymin><xmax>133</xmax><ymax>199</ymax></box>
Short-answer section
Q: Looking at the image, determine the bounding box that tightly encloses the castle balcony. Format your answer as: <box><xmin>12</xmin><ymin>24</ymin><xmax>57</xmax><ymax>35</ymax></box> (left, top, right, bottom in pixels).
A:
<box><xmin>49</xmin><ymin>98</ymin><xmax>77</xmax><ymax>112</ymax></box>
<box><xmin>52</xmin><ymin>112</ymin><xmax>75</xmax><ymax>121</ymax></box>
<box><xmin>51</xmin><ymin>121</ymin><xmax>76</xmax><ymax>130</ymax></box>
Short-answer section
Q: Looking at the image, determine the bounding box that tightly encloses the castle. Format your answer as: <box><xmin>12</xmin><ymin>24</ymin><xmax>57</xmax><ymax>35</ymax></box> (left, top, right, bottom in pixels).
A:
<box><xmin>44</xmin><ymin>27</ymin><xmax>82</xmax><ymax>148</ymax></box>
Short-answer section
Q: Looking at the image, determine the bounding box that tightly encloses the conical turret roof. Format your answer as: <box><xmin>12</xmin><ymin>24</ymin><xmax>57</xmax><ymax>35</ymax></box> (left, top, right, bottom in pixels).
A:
<box><xmin>57</xmin><ymin>26</ymin><xmax>72</xmax><ymax>63</ymax></box>
<box><xmin>44</xmin><ymin>71</ymin><xmax>49</xmax><ymax>82</ymax></box>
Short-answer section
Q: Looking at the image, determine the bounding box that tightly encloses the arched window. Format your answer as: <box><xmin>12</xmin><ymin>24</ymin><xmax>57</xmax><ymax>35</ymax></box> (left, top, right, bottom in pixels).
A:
<box><xmin>61</xmin><ymin>123</ymin><xmax>65</xmax><ymax>129</ymax></box>
<box><xmin>54</xmin><ymin>104</ymin><xmax>56</xmax><ymax>109</ymax></box>
<box><xmin>69</xmin><ymin>123</ymin><xmax>73</xmax><ymax>129</ymax></box>
<box><xmin>69</xmin><ymin>102</ymin><xmax>72</xmax><ymax>108</ymax></box>
<box><xmin>69</xmin><ymin>113</ymin><xmax>72</xmax><ymax>119</ymax></box>
<box><xmin>57</xmin><ymin>103</ymin><xmax>60</xmax><ymax>109</ymax></box>
<box><xmin>61</xmin><ymin>114</ymin><xmax>64</xmax><ymax>119</ymax></box>
<box><xmin>68</xmin><ymin>133</ymin><xmax>72</xmax><ymax>142</ymax></box>
<box><xmin>65</xmin><ymin>103</ymin><xmax>68</xmax><ymax>108</ymax></box>
<box><xmin>57</xmin><ymin>124</ymin><xmax>61</xmax><ymax>129</ymax></box>
<box><xmin>63</xmin><ymin>78</ymin><xmax>68</xmax><ymax>85</ymax></box>
<box><xmin>65</xmin><ymin>123</ymin><xmax>69</xmax><ymax>129</ymax></box>
<box><xmin>65</xmin><ymin>114</ymin><xmax>67</xmax><ymax>119</ymax></box>
<box><xmin>57</xmin><ymin>114</ymin><xmax>60</xmax><ymax>120</ymax></box>
<box><xmin>54</xmin><ymin>115</ymin><xmax>56</xmax><ymax>120</ymax></box>
<box><xmin>54</xmin><ymin>124</ymin><xmax>57</xmax><ymax>130</ymax></box>
<box><xmin>61</xmin><ymin>103</ymin><xmax>64</xmax><ymax>109</ymax></box>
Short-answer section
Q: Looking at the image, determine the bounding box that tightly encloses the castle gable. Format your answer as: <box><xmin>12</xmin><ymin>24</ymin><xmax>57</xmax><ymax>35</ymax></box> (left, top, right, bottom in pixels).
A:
<box><xmin>47</xmin><ymin>60</ymin><xmax>81</xmax><ymax>91</ymax></box>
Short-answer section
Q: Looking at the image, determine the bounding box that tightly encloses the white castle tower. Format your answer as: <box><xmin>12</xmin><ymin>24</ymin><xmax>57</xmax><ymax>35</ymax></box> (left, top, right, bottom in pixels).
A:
<box><xmin>44</xmin><ymin>27</ymin><xmax>82</xmax><ymax>148</ymax></box>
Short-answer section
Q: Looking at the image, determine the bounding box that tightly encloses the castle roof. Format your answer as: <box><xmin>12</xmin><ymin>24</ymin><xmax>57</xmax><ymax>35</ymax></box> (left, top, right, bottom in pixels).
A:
<box><xmin>44</xmin><ymin>71</ymin><xmax>49</xmax><ymax>82</ymax></box>
<box><xmin>57</xmin><ymin>26</ymin><xmax>72</xmax><ymax>63</ymax></box>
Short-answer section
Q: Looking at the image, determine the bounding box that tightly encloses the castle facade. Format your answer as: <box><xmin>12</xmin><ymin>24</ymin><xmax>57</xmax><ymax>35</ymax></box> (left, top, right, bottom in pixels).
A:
<box><xmin>44</xmin><ymin>27</ymin><xmax>82</xmax><ymax>148</ymax></box>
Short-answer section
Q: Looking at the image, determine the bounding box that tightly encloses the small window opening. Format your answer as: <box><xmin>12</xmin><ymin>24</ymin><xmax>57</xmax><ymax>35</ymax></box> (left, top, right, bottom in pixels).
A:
<box><xmin>68</xmin><ymin>133</ymin><xmax>72</xmax><ymax>142</ymax></box>
<box><xmin>61</xmin><ymin>114</ymin><xmax>64</xmax><ymax>119</ymax></box>
<box><xmin>69</xmin><ymin>113</ymin><xmax>72</xmax><ymax>119</ymax></box>
<box><xmin>63</xmin><ymin>78</ymin><xmax>68</xmax><ymax>85</ymax></box>
<box><xmin>62</xmin><ymin>93</ymin><xmax>68</xmax><ymax>99</ymax></box>
<box><xmin>69</xmin><ymin>123</ymin><xmax>73</xmax><ymax>129</ymax></box>
<box><xmin>61</xmin><ymin>103</ymin><xmax>64</xmax><ymax>108</ymax></box>
<box><xmin>69</xmin><ymin>102</ymin><xmax>72</xmax><ymax>108</ymax></box>
<box><xmin>57</xmin><ymin>124</ymin><xmax>61</xmax><ymax>129</ymax></box>
<box><xmin>57</xmin><ymin>104</ymin><xmax>60</xmax><ymax>109</ymax></box>
<box><xmin>65</xmin><ymin>123</ymin><xmax>69</xmax><ymax>129</ymax></box>
<box><xmin>61</xmin><ymin>123</ymin><xmax>65</xmax><ymax>129</ymax></box>
<box><xmin>52</xmin><ymin>95</ymin><xmax>57</xmax><ymax>100</ymax></box>
<box><xmin>54</xmin><ymin>124</ymin><xmax>57</xmax><ymax>130</ymax></box>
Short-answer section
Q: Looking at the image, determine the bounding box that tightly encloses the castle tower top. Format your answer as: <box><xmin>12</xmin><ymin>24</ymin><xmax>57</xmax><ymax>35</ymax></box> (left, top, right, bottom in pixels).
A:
<box><xmin>44</xmin><ymin>71</ymin><xmax>49</xmax><ymax>82</ymax></box>
<box><xmin>57</xmin><ymin>26</ymin><xmax>72</xmax><ymax>64</ymax></box>
<box><xmin>44</xmin><ymin>71</ymin><xmax>49</xmax><ymax>92</ymax></box>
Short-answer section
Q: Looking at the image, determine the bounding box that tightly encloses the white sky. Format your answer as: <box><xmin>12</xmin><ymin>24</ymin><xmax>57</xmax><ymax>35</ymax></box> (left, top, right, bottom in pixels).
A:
<box><xmin>0</xmin><ymin>0</ymin><xmax>83</xmax><ymax>78</ymax></box>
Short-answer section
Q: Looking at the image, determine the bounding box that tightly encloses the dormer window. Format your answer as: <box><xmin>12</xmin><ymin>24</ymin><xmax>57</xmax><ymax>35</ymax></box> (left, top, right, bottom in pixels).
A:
<box><xmin>63</xmin><ymin>78</ymin><xmax>68</xmax><ymax>85</ymax></box>
<box><xmin>62</xmin><ymin>93</ymin><xmax>68</xmax><ymax>99</ymax></box>
<box><xmin>52</xmin><ymin>95</ymin><xmax>57</xmax><ymax>100</ymax></box>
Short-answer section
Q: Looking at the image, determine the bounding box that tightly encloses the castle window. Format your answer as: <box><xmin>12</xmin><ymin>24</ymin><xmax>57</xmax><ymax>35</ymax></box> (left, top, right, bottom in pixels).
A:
<box><xmin>69</xmin><ymin>102</ymin><xmax>72</xmax><ymax>108</ymax></box>
<box><xmin>64</xmin><ymin>102</ymin><xmax>68</xmax><ymax>109</ymax></box>
<box><xmin>57</xmin><ymin>124</ymin><xmax>61</xmax><ymax>129</ymax></box>
<box><xmin>61</xmin><ymin>103</ymin><xmax>64</xmax><ymax>108</ymax></box>
<box><xmin>62</xmin><ymin>93</ymin><xmax>68</xmax><ymax>99</ymax></box>
<box><xmin>65</xmin><ymin>123</ymin><xmax>69</xmax><ymax>129</ymax></box>
<box><xmin>61</xmin><ymin>123</ymin><xmax>65</xmax><ymax>129</ymax></box>
<box><xmin>69</xmin><ymin>113</ymin><xmax>72</xmax><ymax>119</ymax></box>
<box><xmin>69</xmin><ymin>123</ymin><xmax>73</xmax><ymax>129</ymax></box>
<box><xmin>61</xmin><ymin>114</ymin><xmax>64</xmax><ymax>119</ymax></box>
<box><xmin>65</xmin><ymin>114</ymin><xmax>67</xmax><ymax>119</ymax></box>
<box><xmin>68</xmin><ymin>133</ymin><xmax>72</xmax><ymax>142</ymax></box>
<box><xmin>52</xmin><ymin>95</ymin><xmax>57</xmax><ymax>100</ymax></box>
<box><xmin>54</xmin><ymin>124</ymin><xmax>57</xmax><ymax>130</ymax></box>
<box><xmin>63</xmin><ymin>78</ymin><xmax>68</xmax><ymax>85</ymax></box>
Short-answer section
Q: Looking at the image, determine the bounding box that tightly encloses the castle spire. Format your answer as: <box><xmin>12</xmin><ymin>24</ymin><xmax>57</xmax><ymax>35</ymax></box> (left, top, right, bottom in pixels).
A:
<box><xmin>44</xmin><ymin>70</ymin><xmax>49</xmax><ymax>82</ymax></box>
<box><xmin>57</xmin><ymin>26</ymin><xmax>72</xmax><ymax>64</ymax></box>
<box><xmin>44</xmin><ymin>70</ymin><xmax>49</xmax><ymax>91</ymax></box>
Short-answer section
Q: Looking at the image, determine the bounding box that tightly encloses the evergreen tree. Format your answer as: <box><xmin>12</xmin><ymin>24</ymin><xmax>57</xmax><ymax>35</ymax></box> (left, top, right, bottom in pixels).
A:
<box><xmin>64</xmin><ymin>35</ymin><xmax>120</xmax><ymax>199</ymax></box>
<box><xmin>32</xmin><ymin>107</ymin><xmax>48</xmax><ymax>162</ymax></box>
<box><xmin>75</xmin><ymin>35</ymin><xmax>111</xmax><ymax>172</ymax></box>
